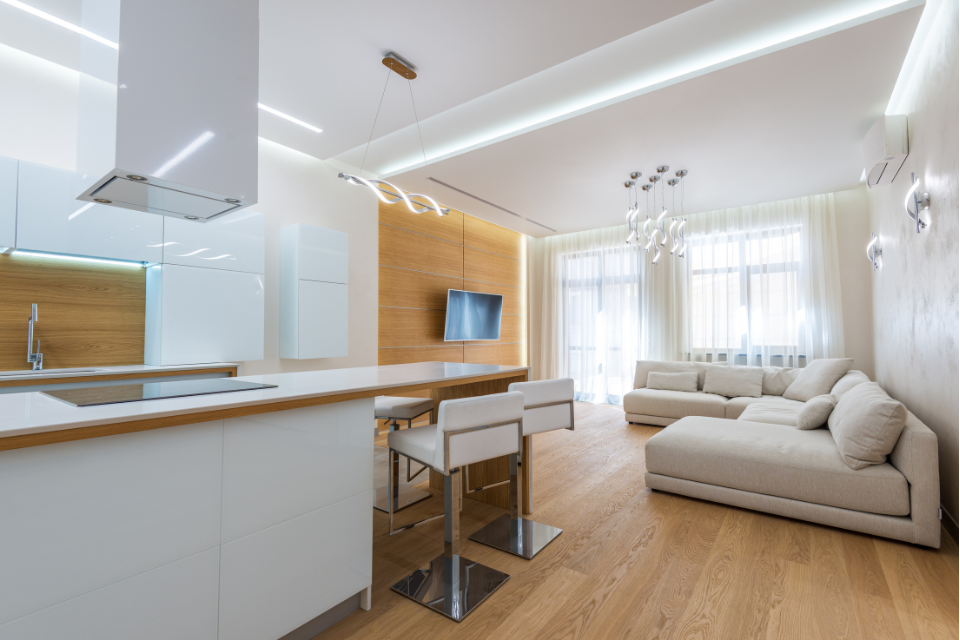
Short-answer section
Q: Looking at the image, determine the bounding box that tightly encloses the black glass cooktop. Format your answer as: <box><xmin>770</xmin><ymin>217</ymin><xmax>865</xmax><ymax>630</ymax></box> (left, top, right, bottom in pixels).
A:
<box><xmin>41</xmin><ymin>379</ymin><xmax>278</xmax><ymax>407</ymax></box>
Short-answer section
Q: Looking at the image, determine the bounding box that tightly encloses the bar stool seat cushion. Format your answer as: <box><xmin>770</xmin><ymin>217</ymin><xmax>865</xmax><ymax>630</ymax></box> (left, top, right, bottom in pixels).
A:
<box><xmin>375</xmin><ymin>396</ymin><xmax>434</xmax><ymax>420</ymax></box>
<box><xmin>389</xmin><ymin>424</ymin><xmax>439</xmax><ymax>467</ymax></box>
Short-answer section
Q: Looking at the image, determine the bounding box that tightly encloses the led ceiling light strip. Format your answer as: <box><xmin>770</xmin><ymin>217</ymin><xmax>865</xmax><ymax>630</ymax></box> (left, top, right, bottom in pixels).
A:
<box><xmin>1</xmin><ymin>0</ymin><xmax>118</xmax><ymax>48</ymax></box>
<box><xmin>340</xmin><ymin>52</ymin><xmax>449</xmax><ymax>216</ymax></box>
<box><xmin>257</xmin><ymin>103</ymin><xmax>322</xmax><ymax>133</ymax></box>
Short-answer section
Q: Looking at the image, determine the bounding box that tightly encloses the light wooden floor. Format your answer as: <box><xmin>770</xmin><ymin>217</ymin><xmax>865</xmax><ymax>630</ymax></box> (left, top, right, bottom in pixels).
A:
<box><xmin>320</xmin><ymin>402</ymin><xmax>959</xmax><ymax>640</ymax></box>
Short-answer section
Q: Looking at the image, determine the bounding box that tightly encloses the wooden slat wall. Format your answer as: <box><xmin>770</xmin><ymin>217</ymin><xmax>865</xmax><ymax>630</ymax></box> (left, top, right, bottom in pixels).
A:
<box><xmin>378</xmin><ymin>199</ymin><xmax>526</xmax><ymax>368</ymax></box>
<box><xmin>0</xmin><ymin>253</ymin><xmax>146</xmax><ymax>371</ymax></box>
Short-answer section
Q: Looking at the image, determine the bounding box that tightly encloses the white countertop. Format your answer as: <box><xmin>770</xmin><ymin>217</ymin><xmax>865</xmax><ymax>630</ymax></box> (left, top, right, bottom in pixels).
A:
<box><xmin>0</xmin><ymin>362</ymin><xmax>529</xmax><ymax>440</ymax></box>
<box><xmin>0</xmin><ymin>362</ymin><xmax>239</xmax><ymax>383</ymax></box>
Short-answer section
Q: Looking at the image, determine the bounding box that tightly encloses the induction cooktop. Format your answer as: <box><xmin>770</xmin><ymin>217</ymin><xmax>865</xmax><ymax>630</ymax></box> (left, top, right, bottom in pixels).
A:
<box><xmin>41</xmin><ymin>379</ymin><xmax>278</xmax><ymax>407</ymax></box>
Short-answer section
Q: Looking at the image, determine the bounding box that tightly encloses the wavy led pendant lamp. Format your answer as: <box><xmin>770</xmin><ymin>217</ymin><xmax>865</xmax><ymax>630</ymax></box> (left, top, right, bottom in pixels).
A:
<box><xmin>338</xmin><ymin>52</ymin><xmax>450</xmax><ymax>216</ymax></box>
<box><xmin>623</xmin><ymin>167</ymin><xmax>688</xmax><ymax>265</ymax></box>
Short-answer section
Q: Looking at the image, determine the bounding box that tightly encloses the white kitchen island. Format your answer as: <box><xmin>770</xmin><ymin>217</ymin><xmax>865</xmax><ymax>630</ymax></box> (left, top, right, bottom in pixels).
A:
<box><xmin>0</xmin><ymin>362</ymin><xmax>529</xmax><ymax>640</ymax></box>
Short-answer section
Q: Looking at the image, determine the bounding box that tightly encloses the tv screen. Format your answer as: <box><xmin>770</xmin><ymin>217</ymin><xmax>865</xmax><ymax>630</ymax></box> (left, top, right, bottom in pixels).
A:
<box><xmin>444</xmin><ymin>289</ymin><xmax>503</xmax><ymax>341</ymax></box>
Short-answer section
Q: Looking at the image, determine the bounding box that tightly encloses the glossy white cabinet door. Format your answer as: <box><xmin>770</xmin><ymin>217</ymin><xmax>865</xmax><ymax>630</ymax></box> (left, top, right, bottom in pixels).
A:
<box><xmin>0</xmin><ymin>156</ymin><xmax>16</xmax><ymax>247</ymax></box>
<box><xmin>16</xmin><ymin>161</ymin><xmax>163</xmax><ymax>263</ymax></box>
<box><xmin>296</xmin><ymin>224</ymin><xmax>348</xmax><ymax>284</ymax></box>
<box><xmin>146</xmin><ymin>264</ymin><xmax>264</xmax><ymax>365</ymax></box>
<box><xmin>220</xmin><ymin>399</ymin><xmax>374</xmax><ymax>543</ymax></box>
<box><xmin>298</xmin><ymin>280</ymin><xmax>348</xmax><ymax>359</ymax></box>
<box><xmin>0</xmin><ymin>421</ymin><xmax>223</xmax><ymax>625</ymax></box>
<box><xmin>162</xmin><ymin>209</ymin><xmax>265</xmax><ymax>274</ymax></box>
<box><xmin>0</xmin><ymin>548</ymin><xmax>220</xmax><ymax>640</ymax></box>
<box><xmin>218</xmin><ymin>491</ymin><xmax>373</xmax><ymax>640</ymax></box>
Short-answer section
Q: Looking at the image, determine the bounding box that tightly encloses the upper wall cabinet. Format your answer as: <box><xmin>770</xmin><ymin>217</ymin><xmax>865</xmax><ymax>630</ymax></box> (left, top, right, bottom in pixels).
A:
<box><xmin>162</xmin><ymin>210</ymin><xmax>265</xmax><ymax>274</ymax></box>
<box><xmin>289</xmin><ymin>223</ymin><xmax>348</xmax><ymax>284</ymax></box>
<box><xmin>0</xmin><ymin>156</ymin><xmax>16</xmax><ymax>248</ymax></box>
<box><xmin>16</xmin><ymin>161</ymin><xmax>163</xmax><ymax>263</ymax></box>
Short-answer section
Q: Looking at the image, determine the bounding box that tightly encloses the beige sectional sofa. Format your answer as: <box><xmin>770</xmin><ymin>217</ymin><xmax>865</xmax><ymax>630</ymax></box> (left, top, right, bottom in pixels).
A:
<box><xmin>625</xmin><ymin>360</ymin><xmax>941</xmax><ymax>548</ymax></box>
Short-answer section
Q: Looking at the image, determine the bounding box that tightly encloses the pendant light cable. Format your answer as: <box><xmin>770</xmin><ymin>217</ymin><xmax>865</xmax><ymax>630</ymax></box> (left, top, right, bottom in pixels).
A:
<box><xmin>359</xmin><ymin>68</ymin><xmax>392</xmax><ymax>176</ymax></box>
<box><xmin>407</xmin><ymin>78</ymin><xmax>438</xmax><ymax>203</ymax></box>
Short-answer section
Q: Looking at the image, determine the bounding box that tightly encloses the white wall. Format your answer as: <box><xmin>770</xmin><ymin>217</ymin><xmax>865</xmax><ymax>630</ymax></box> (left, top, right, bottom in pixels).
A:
<box><xmin>239</xmin><ymin>139</ymin><xmax>377</xmax><ymax>375</ymax></box>
<box><xmin>0</xmin><ymin>42</ymin><xmax>77</xmax><ymax>171</ymax></box>
<box><xmin>865</xmin><ymin>0</ymin><xmax>959</xmax><ymax>526</ymax></box>
<box><xmin>833</xmin><ymin>185</ymin><xmax>875</xmax><ymax>379</ymax></box>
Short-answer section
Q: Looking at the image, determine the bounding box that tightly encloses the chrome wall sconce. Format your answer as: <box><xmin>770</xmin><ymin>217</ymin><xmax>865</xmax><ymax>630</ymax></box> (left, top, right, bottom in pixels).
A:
<box><xmin>866</xmin><ymin>233</ymin><xmax>882</xmax><ymax>271</ymax></box>
<box><xmin>904</xmin><ymin>172</ymin><xmax>930</xmax><ymax>233</ymax></box>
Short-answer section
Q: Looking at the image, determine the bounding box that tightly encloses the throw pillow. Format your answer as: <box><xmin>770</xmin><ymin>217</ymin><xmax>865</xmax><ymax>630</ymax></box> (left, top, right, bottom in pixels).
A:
<box><xmin>782</xmin><ymin>358</ymin><xmax>854</xmax><ymax>402</ymax></box>
<box><xmin>830</xmin><ymin>370</ymin><xmax>871</xmax><ymax>400</ymax></box>
<box><xmin>828</xmin><ymin>382</ymin><xmax>907</xmax><ymax>470</ymax></box>
<box><xmin>634</xmin><ymin>360</ymin><xmax>706</xmax><ymax>390</ymax></box>
<box><xmin>795</xmin><ymin>394</ymin><xmax>836</xmax><ymax>430</ymax></box>
<box><xmin>646</xmin><ymin>371</ymin><xmax>699</xmax><ymax>393</ymax></box>
<box><xmin>702</xmin><ymin>364</ymin><xmax>764</xmax><ymax>398</ymax></box>
<box><xmin>761</xmin><ymin>367</ymin><xmax>800</xmax><ymax>396</ymax></box>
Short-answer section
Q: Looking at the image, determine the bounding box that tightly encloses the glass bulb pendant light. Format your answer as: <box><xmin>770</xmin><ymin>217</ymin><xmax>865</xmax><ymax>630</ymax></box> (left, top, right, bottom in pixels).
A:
<box><xmin>339</xmin><ymin>52</ymin><xmax>450</xmax><ymax>216</ymax></box>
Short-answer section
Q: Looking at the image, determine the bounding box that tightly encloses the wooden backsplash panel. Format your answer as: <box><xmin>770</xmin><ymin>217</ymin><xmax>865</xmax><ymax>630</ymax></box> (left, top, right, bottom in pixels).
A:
<box><xmin>0</xmin><ymin>254</ymin><xmax>145</xmax><ymax>371</ymax></box>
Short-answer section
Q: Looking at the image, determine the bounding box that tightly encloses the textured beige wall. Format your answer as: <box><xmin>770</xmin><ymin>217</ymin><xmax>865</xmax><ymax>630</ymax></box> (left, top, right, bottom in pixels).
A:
<box><xmin>866</xmin><ymin>0</ymin><xmax>959</xmax><ymax>524</ymax></box>
<box><xmin>833</xmin><ymin>185</ymin><xmax>876</xmax><ymax>379</ymax></box>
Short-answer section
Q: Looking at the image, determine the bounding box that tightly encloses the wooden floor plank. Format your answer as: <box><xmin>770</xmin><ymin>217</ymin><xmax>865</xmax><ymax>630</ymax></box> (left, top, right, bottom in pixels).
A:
<box><xmin>317</xmin><ymin>402</ymin><xmax>959</xmax><ymax>640</ymax></box>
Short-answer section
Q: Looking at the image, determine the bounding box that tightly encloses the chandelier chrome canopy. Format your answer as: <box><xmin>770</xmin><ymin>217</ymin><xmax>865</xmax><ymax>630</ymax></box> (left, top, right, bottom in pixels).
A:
<box><xmin>624</xmin><ymin>167</ymin><xmax>688</xmax><ymax>264</ymax></box>
<box><xmin>339</xmin><ymin>52</ymin><xmax>449</xmax><ymax>216</ymax></box>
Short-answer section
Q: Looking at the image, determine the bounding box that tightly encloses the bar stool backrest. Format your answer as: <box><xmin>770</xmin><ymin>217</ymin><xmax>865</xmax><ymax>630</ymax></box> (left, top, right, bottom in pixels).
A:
<box><xmin>435</xmin><ymin>391</ymin><xmax>524</xmax><ymax>473</ymax></box>
<box><xmin>508</xmin><ymin>379</ymin><xmax>575</xmax><ymax>435</ymax></box>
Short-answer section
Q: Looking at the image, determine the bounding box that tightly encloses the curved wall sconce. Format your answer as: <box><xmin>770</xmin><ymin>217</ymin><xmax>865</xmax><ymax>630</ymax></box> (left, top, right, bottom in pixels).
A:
<box><xmin>904</xmin><ymin>172</ymin><xmax>930</xmax><ymax>233</ymax></box>
<box><xmin>866</xmin><ymin>233</ymin><xmax>882</xmax><ymax>271</ymax></box>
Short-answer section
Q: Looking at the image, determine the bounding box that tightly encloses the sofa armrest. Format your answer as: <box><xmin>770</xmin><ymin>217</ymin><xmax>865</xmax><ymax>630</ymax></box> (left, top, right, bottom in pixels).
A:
<box><xmin>889</xmin><ymin>410</ymin><xmax>940</xmax><ymax>547</ymax></box>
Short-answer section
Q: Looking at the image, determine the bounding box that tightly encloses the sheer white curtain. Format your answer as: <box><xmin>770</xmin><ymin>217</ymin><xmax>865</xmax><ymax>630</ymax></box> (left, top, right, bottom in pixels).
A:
<box><xmin>532</xmin><ymin>225</ymin><xmax>685</xmax><ymax>403</ymax></box>
<box><xmin>684</xmin><ymin>193</ymin><xmax>845</xmax><ymax>366</ymax></box>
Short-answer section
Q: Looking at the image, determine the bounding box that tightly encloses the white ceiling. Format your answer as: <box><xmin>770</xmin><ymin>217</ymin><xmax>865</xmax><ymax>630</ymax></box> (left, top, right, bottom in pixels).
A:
<box><xmin>381</xmin><ymin>5</ymin><xmax>924</xmax><ymax>236</ymax></box>
<box><xmin>257</xmin><ymin>0</ymin><xmax>709</xmax><ymax>161</ymax></box>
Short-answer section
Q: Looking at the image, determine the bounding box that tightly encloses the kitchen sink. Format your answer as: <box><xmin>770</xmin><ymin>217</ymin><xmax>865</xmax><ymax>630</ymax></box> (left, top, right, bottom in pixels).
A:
<box><xmin>0</xmin><ymin>368</ymin><xmax>108</xmax><ymax>377</ymax></box>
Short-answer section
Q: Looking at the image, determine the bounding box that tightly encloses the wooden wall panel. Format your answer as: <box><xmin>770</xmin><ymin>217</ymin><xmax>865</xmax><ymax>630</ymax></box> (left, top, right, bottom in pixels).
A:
<box><xmin>380</xmin><ymin>200</ymin><xmax>463</xmax><ymax>244</ymax></box>
<box><xmin>379</xmin><ymin>266</ymin><xmax>461</xmax><ymax>311</ymax></box>
<box><xmin>378</xmin><ymin>308</ymin><xmax>449</xmax><ymax>347</ymax></box>
<box><xmin>464</xmin><ymin>343</ymin><xmax>525</xmax><ymax>366</ymax></box>
<box><xmin>464</xmin><ymin>213</ymin><xmax>522</xmax><ymax>259</ymax></box>
<box><xmin>464</xmin><ymin>247</ymin><xmax>521</xmax><ymax>287</ymax></box>
<box><xmin>378</xmin><ymin>346</ymin><xmax>464</xmax><ymax>366</ymax></box>
<box><xmin>0</xmin><ymin>254</ymin><xmax>145</xmax><ymax>371</ymax></box>
<box><xmin>379</xmin><ymin>225</ymin><xmax>463</xmax><ymax>279</ymax></box>
<box><xmin>462</xmin><ymin>279</ymin><xmax>522</xmax><ymax>316</ymax></box>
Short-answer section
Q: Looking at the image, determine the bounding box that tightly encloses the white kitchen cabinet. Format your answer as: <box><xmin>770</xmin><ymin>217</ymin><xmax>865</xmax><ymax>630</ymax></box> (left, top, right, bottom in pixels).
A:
<box><xmin>145</xmin><ymin>264</ymin><xmax>264</xmax><ymax>365</ymax></box>
<box><xmin>0</xmin><ymin>156</ymin><xmax>16</xmax><ymax>248</ymax></box>
<box><xmin>161</xmin><ymin>209</ymin><xmax>265</xmax><ymax>274</ymax></box>
<box><xmin>16</xmin><ymin>161</ymin><xmax>163</xmax><ymax>263</ymax></box>
<box><xmin>280</xmin><ymin>224</ymin><xmax>348</xmax><ymax>359</ymax></box>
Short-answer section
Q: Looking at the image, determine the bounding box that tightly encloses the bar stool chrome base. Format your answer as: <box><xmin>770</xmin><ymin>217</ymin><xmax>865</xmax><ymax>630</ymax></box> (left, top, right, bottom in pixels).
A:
<box><xmin>390</xmin><ymin>553</ymin><xmax>510</xmax><ymax>622</ymax></box>
<box><xmin>373</xmin><ymin>484</ymin><xmax>430</xmax><ymax>513</ymax></box>
<box><xmin>469</xmin><ymin>514</ymin><xmax>563</xmax><ymax>559</ymax></box>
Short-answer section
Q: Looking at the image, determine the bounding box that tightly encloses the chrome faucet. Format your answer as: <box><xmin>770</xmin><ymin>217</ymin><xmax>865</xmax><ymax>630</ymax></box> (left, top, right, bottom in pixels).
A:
<box><xmin>27</xmin><ymin>303</ymin><xmax>42</xmax><ymax>371</ymax></box>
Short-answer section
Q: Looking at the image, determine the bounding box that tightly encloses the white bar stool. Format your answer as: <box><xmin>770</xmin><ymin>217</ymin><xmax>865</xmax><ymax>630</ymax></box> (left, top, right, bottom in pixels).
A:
<box><xmin>374</xmin><ymin>396</ymin><xmax>434</xmax><ymax>513</ymax></box>
<box><xmin>469</xmin><ymin>378</ymin><xmax>574</xmax><ymax>559</ymax></box>
<box><xmin>387</xmin><ymin>391</ymin><xmax>524</xmax><ymax>622</ymax></box>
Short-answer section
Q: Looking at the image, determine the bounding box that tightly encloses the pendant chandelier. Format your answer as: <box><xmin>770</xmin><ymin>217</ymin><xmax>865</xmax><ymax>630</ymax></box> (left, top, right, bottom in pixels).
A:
<box><xmin>624</xmin><ymin>166</ymin><xmax>688</xmax><ymax>265</ymax></box>
<box><xmin>338</xmin><ymin>52</ymin><xmax>449</xmax><ymax>216</ymax></box>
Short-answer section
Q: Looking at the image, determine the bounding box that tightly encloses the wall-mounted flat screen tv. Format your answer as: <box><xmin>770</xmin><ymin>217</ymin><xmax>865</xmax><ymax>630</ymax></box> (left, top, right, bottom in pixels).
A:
<box><xmin>444</xmin><ymin>289</ymin><xmax>503</xmax><ymax>341</ymax></box>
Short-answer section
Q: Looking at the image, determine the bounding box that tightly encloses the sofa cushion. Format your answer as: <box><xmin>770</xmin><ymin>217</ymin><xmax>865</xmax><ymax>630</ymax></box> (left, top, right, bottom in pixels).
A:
<box><xmin>703</xmin><ymin>364</ymin><xmax>763</xmax><ymax>398</ymax></box>
<box><xmin>796</xmin><ymin>394</ymin><xmax>836</xmax><ymax>430</ymax></box>
<box><xmin>737</xmin><ymin>403</ymin><xmax>800</xmax><ymax>427</ymax></box>
<box><xmin>783</xmin><ymin>358</ymin><xmax>854</xmax><ymax>402</ymax></box>
<box><xmin>645</xmin><ymin>417</ymin><xmax>910</xmax><ymax>516</ymax></box>
<box><xmin>634</xmin><ymin>360</ymin><xmax>707</xmax><ymax>390</ymax></box>
<box><xmin>724</xmin><ymin>395</ymin><xmax>805</xmax><ymax>419</ymax></box>
<box><xmin>829</xmin><ymin>382</ymin><xmax>908</xmax><ymax>470</ymax></box>
<box><xmin>761</xmin><ymin>367</ymin><xmax>799</xmax><ymax>396</ymax></box>
<box><xmin>647</xmin><ymin>371</ymin><xmax>699</xmax><ymax>393</ymax></box>
<box><xmin>830</xmin><ymin>370</ymin><xmax>871</xmax><ymax>399</ymax></box>
<box><xmin>623</xmin><ymin>388</ymin><xmax>726</xmax><ymax>420</ymax></box>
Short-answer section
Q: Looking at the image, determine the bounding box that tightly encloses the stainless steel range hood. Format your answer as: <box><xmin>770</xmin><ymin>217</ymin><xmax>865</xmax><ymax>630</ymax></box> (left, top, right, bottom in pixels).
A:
<box><xmin>77</xmin><ymin>0</ymin><xmax>259</xmax><ymax>222</ymax></box>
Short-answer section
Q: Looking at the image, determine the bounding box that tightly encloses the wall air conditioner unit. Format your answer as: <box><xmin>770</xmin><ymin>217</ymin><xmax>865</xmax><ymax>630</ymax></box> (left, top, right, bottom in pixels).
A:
<box><xmin>863</xmin><ymin>115</ymin><xmax>908</xmax><ymax>188</ymax></box>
